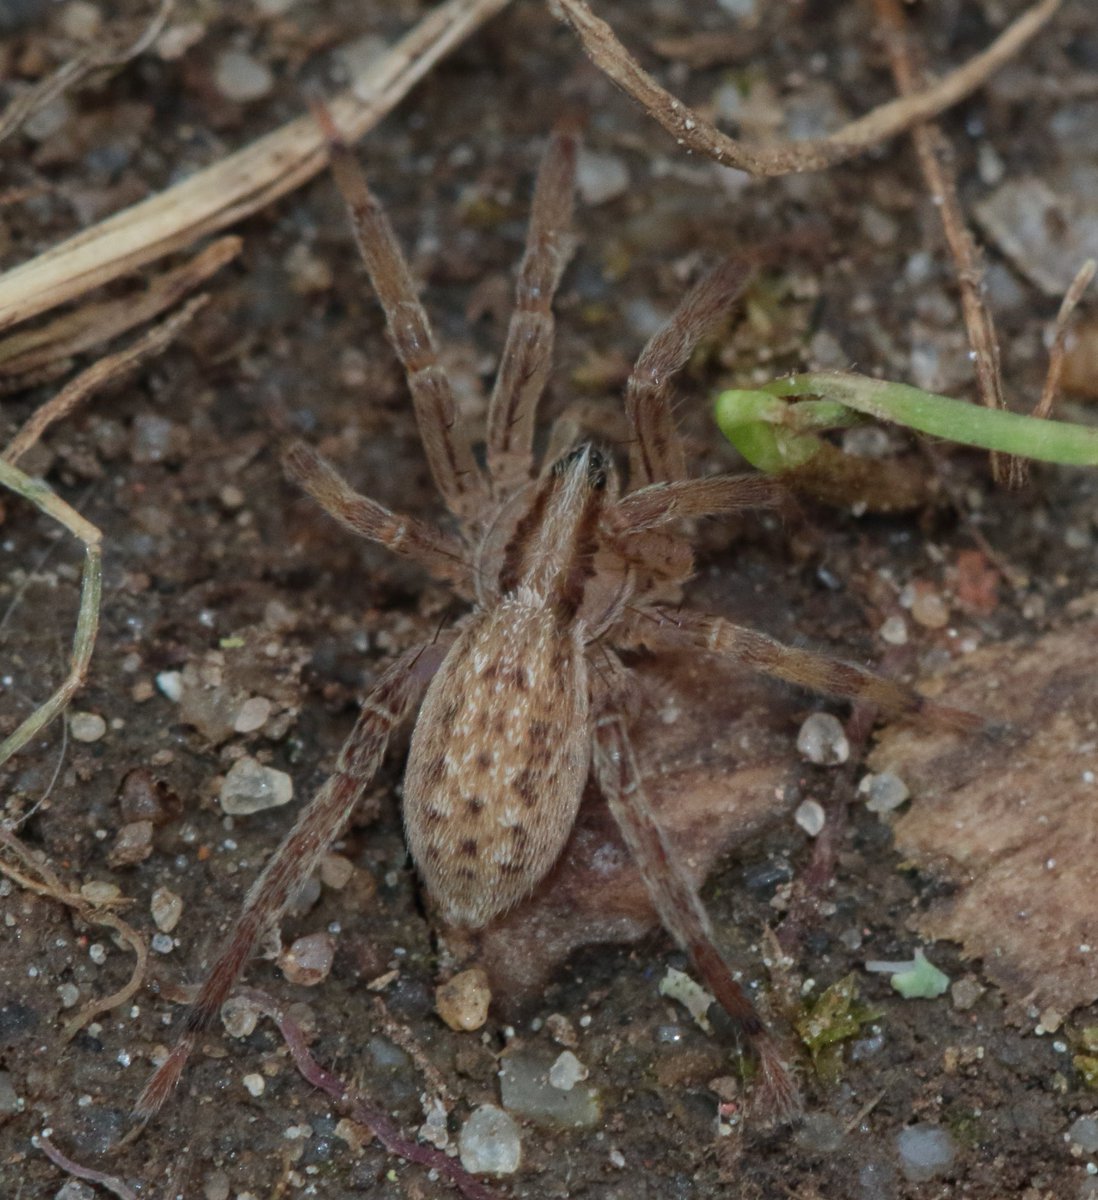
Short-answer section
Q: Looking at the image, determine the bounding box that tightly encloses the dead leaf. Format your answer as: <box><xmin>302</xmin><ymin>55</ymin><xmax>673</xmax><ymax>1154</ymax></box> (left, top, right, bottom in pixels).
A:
<box><xmin>869</xmin><ymin>601</ymin><xmax>1098</xmax><ymax>1015</ymax></box>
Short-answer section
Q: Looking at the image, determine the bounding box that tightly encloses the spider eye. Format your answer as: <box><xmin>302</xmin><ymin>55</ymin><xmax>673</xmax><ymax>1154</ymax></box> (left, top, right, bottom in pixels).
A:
<box><xmin>553</xmin><ymin>443</ymin><xmax>609</xmax><ymax>488</ymax></box>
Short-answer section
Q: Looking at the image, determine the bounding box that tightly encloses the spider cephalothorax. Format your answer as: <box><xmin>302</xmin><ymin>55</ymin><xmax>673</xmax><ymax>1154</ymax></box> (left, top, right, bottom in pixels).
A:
<box><xmin>138</xmin><ymin>114</ymin><xmax>976</xmax><ymax>1124</ymax></box>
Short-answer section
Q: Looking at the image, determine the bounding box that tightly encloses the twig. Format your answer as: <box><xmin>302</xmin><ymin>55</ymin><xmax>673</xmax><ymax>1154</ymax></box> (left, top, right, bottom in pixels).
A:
<box><xmin>3</xmin><ymin>294</ymin><xmax>208</xmax><ymax>464</ymax></box>
<box><xmin>34</xmin><ymin>1133</ymin><xmax>139</xmax><ymax>1200</ymax></box>
<box><xmin>0</xmin><ymin>237</ymin><xmax>240</xmax><ymax>378</ymax></box>
<box><xmin>552</xmin><ymin>0</ymin><xmax>1060</xmax><ymax>177</ymax></box>
<box><xmin>239</xmin><ymin>989</ymin><xmax>500</xmax><ymax>1200</ymax></box>
<box><xmin>0</xmin><ymin>828</ymin><xmax>148</xmax><ymax>1038</ymax></box>
<box><xmin>1035</xmin><ymin>258</ymin><xmax>1097</xmax><ymax>422</ymax></box>
<box><xmin>873</xmin><ymin>0</ymin><xmax>1096</xmax><ymax>488</ymax></box>
<box><xmin>0</xmin><ymin>458</ymin><xmax>101</xmax><ymax>771</ymax></box>
<box><xmin>871</xmin><ymin>0</ymin><xmax>1012</xmax><ymax>483</ymax></box>
<box><xmin>0</xmin><ymin>0</ymin><xmax>513</xmax><ymax>333</ymax></box>
<box><xmin>0</xmin><ymin>1</ymin><xmax>174</xmax><ymax>146</ymax></box>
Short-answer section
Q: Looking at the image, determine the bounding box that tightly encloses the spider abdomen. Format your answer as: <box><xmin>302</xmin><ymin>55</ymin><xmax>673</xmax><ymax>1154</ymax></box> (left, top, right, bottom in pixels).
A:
<box><xmin>403</xmin><ymin>598</ymin><xmax>590</xmax><ymax>927</ymax></box>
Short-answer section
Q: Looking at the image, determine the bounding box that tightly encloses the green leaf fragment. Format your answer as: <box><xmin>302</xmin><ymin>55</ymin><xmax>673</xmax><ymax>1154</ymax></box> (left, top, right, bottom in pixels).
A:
<box><xmin>1073</xmin><ymin>1056</ymin><xmax>1098</xmax><ymax>1090</ymax></box>
<box><xmin>889</xmin><ymin>949</ymin><xmax>951</xmax><ymax>999</ymax></box>
<box><xmin>794</xmin><ymin>974</ymin><xmax>883</xmax><ymax>1082</ymax></box>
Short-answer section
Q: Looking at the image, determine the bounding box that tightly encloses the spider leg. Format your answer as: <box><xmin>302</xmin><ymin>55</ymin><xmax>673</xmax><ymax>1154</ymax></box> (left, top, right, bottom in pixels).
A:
<box><xmin>284</xmin><ymin>441</ymin><xmax>473</xmax><ymax>597</ymax></box>
<box><xmin>134</xmin><ymin>641</ymin><xmax>446</xmax><ymax>1119</ymax></box>
<box><xmin>611</xmin><ymin>472</ymin><xmax>785</xmax><ymax>533</ymax></box>
<box><xmin>312</xmin><ymin>103</ymin><xmax>486</xmax><ymax>519</ymax></box>
<box><xmin>486</xmin><ymin>121</ymin><xmax>579</xmax><ymax>494</ymax></box>
<box><xmin>626</xmin><ymin>257</ymin><xmax>752</xmax><ymax>488</ymax></box>
<box><xmin>626</xmin><ymin>609</ymin><xmax>986</xmax><ymax>731</ymax></box>
<box><xmin>591</xmin><ymin>692</ymin><xmax>801</xmax><ymax>1122</ymax></box>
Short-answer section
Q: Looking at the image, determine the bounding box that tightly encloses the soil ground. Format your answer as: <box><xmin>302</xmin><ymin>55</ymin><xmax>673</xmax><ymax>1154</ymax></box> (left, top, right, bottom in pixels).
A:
<box><xmin>2</xmin><ymin>1</ymin><xmax>1097</xmax><ymax>1197</ymax></box>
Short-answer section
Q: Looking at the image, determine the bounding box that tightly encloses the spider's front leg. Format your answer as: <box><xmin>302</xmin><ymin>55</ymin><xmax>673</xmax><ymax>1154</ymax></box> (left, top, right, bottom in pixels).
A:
<box><xmin>134</xmin><ymin>641</ymin><xmax>446</xmax><ymax>1119</ymax></box>
<box><xmin>627</xmin><ymin>609</ymin><xmax>988</xmax><ymax>733</ymax></box>
<box><xmin>591</xmin><ymin>688</ymin><xmax>802</xmax><ymax>1122</ymax></box>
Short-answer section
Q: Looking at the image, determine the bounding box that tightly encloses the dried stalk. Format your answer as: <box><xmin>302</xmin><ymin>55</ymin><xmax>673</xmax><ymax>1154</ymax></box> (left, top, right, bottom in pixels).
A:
<box><xmin>0</xmin><ymin>828</ymin><xmax>148</xmax><ymax>1039</ymax></box>
<box><xmin>873</xmin><ymin>0</ymin><xmax>1095</xmax><ymax>487</ymax></box>
<box><xmin>552</xmin><ymin>0</ymin><xmax>1061</xmax><ymax>177</ymax></box>
<box><xmin>0</xmin><ymin>0</ymin><xmax>174</xmax><ymax>146</ymax></box>
<box><xmin>0</xmin><ymin>237</ymin><xmax>239</xmax><ymax>379</ymax></box>
<box><xmin>872</xmin><ymin>0</ymin><xmax>1012</xmax><ymax>483</ymax></box>
<box><xmin>0</xmin><ymin>0</ymin><xmax>513</xmax><ymax>333</ymax></box>
<box><xmin>3</xmin><ymin>295</ymin><xmax>207</xmax><ymax>463</ymax></box>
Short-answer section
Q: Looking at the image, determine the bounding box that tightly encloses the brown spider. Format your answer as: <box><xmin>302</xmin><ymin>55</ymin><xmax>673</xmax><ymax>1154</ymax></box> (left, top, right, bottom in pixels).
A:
<box><xmin>137</xmin><ymin>112</ymin><xmax>976</xmax><ymax>1123</ymax></box>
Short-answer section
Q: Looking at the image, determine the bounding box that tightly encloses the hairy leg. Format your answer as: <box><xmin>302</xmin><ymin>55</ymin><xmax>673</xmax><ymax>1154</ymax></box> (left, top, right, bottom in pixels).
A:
<box><xmin>626</xmin><ymin>257</ymin><xmax>752</xmax><ymax>488</ymax></box>
<box><xmin>623</xmin><ymin>608</ymin><xmax>985</xmax><ymax>731</ymax></box>
<box><xmin>611</xmin><ymin>472</ymin><xmax>784</xmax><ymax>533</ymax></box>
<box><xmin>312</xmin><ymin>102</ymin><xmax>486</xmax><ymax>518</ymax></box>
<box><xmin>134</xmin><ymin>641</ymin><xmax>447</xmax><ymax>1118</ymax></box>
<box><xmin>487</xmin><ymin>121</ymin><xmax>579</xmax><ymax>493</ymax></box>
<box><xmin>591</xmin><ymin>689</ymin><xmax>800</xmax><ymax>1121</ymax></box>
<box><xmin>284</xmin><ymin>441</ymin><xmax>473</xmax><ymax>596</ymax></box>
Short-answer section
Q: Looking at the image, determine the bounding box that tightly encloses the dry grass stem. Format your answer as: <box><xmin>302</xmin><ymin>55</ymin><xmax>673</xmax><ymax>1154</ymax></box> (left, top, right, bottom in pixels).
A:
<box><xmin>3</xmin><ymin>294</ymin><xmax>209</xmax><ymax>464</ymax></box>
<box><xmin>1035</xmin><ymin>258</ymin><xmax>1097</xmax><ymax>422</ymax></box>
<box><xmin>872</xmin><ymin>0</ymin><xmax>1012</xmax><ymax>481</ymax></box>
<box><xmin>0</xmin><ymin>456</ymin><xmax>101</xmax><ymax>771</ymax></box>
<box><xmin>873</xmin><ymin>0</ymin><xmax>1095</xmax><ymax>487</ymax></box>
<box><xmin>552</xmin><ymin>0</ymin><xmax>1061</xmax><ymax>177</ymax></box>
<box><xmin>0</xmin><ymin>1</ymin><xmax>174</xmax><ymax>147</ymax></box>
<box><xmin>0</xmin><ymin>0</ymin><xmax>512</xmax><ymax>334</ymax></box>
<box><xmin>0</xmin><ymin>237</ymin><xmax>239</xmax><ymax>380</ymax></box>
<box><xmin>0</xmin><ymin>828</ymin><xmax>149</xmax><ymax>1039</ymax></box>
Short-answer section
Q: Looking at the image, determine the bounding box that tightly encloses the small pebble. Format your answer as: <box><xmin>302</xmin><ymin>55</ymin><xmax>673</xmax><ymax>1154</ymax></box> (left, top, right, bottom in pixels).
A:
<box><xmin>795</xmin><ymin>1111</ymin><xmax>845</xmax><ymax>1153</ymax></box>
<box><xmin>436</xmin><ymin>967</ymin><xmax>492</xmax><ymax>1032</ymax></box>
<box><xmin>0</xmin><ymin>1071</ymin><xmax>19</xmax><ymax>1115</ymax></box>
<box><xmin>797</xmin><ymin>712</ymin><xmax>850</xmax><ymax>765</ymax></box>
<box><xmin>233</xmin><ymin>696</ymin><xmax>271</xmax><ymax>734</ymax></box>
<box><xmin>108</xmin><ymin>819</ymin><xmax>154</xmax><ymax>868</ymax></box>
<box><xmin>895</xmin><ymin>1123</ymin><xmax>957</xmax><ymax>1182</ymax></box>
<box><xmin>221</xmin><ymin>995</ymin><xmax>260</xmax><ymax>1040</ymax></box>
<box><xmin>202</xmin><ymin>1170</ymin><xmax>231</xmax><ymax>1200</ymax></box>
<box><xmin>156</xmin><ymin>671</ymin><xmax>183</xmax><ymax>702</ymax></box>
<box><xmin>58</xmin><ymin>982</ymin><xmax>80</xmax><ymax>1008</ymax></box>
<box><xmin>458</xmin><ymin>1105</ymin><xmax>522</xmax><ymax>1176</ymax></box>
<box><xmin>88</xmin><ymin>943</ymin><xmax>107</xmax><ymax>965</ymax></box>
<box><xmin>419</xmin><ymin>1097</ymin><xmax>449</xmax><ymax>1149</ymax></box>
<box><xmin>70</xmin><ymin>711</ymin><xmax>107</xmax><ymax>743</ymax></box>
<box><xmin>220</xmin><ymin>756</ymin><xmax>293</xmax><ymax>816</ymax></box>
<box><xmin>548</xmin><ymin>1050</ymin><xmax>589</xmax><ymax>1092</ymax></box>
<box><xmin>151</xmin><ymin>933</ymin><xmax>174</xmax><ymax>955</ymax></box>
<box><xmin>55</xmin><ymin>1182</ymin><xmax>95</xmax><ymax>1200</ymax></box>
<box><xmin>59</xmin><ymin>1</ymin><xmax>103</xmax><ymax>40</ymax></box>
<box><xmin>79</xmin><ymin>880</ymin><xmax>120</xmax><ymax>905</ymax></box>
<box><xmin>859</xmin><ymin>771</ymin><xmax>910</xmax><ymax>814</ymax></box>
<box><xmin>151</xmin><ymin>887</ymin><xmax>183</xmax><ymax>933</ymax></box>
<box><xmin>878</xmin><ymin>615</ymin><xmax>908</xmax><ymax>646</ymax></box>
<box><xmin>545</xmin><ymin>1012</ymin><xmax>578</xmax><ymax>1048</ymax></box>
<box><xmin>1069</xmin><ymin>1116</ymin><xmax>1098</xmax><ymax>1154</ymax></box>
<box><xmin>950</xmin><ymin>976</ymin><xmax>985</xmax><ymax>1012</ymax></box>
<box><xmin>280</xmin><ymin>932</ymin><xmax>335</xmax><ymax>986</ymax></box>
<box><xmin>319</xmin><ymin>853</ymin><xmax>354</xmax><ymax>890</ymax></box>
<box><xmin>499</xmin><ymin>1048</ymin><xmax>602</xmax><ymax>1128</ymax></box>
<box><xmin>214</xmin><ymin>50</ymin><xmax>273</xmax><ymax>103</ymax></box>
<box><xmin>576</xmin><ymin>148</ymin><xmax>630</xmax><ymax>206</ymax></box>
<box><xmin>130</xmin><ymin>414</ymin><xmax>176</xmax><ymax>464</ymax></box>
<box><xmin>242</xmin><ymin>1073</ymin><xmax>266</xmax><ymax>1098</ymax></box>
<box><xmin>910</xmin><ymin>589</ymin><xmax>950</xmax><ymax>629</ymax></box>
<box><xmin>794</xmin><ymin>798</ymin><xmax>826</xmax><ymax>837</ymax></box>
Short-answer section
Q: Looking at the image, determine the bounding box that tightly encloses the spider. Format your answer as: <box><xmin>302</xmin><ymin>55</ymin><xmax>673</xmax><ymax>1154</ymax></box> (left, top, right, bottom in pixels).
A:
<box><xmin>137</xmin><ymin>111</ymin><xmax>976</xmax><ymax>1123</ymax></box>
